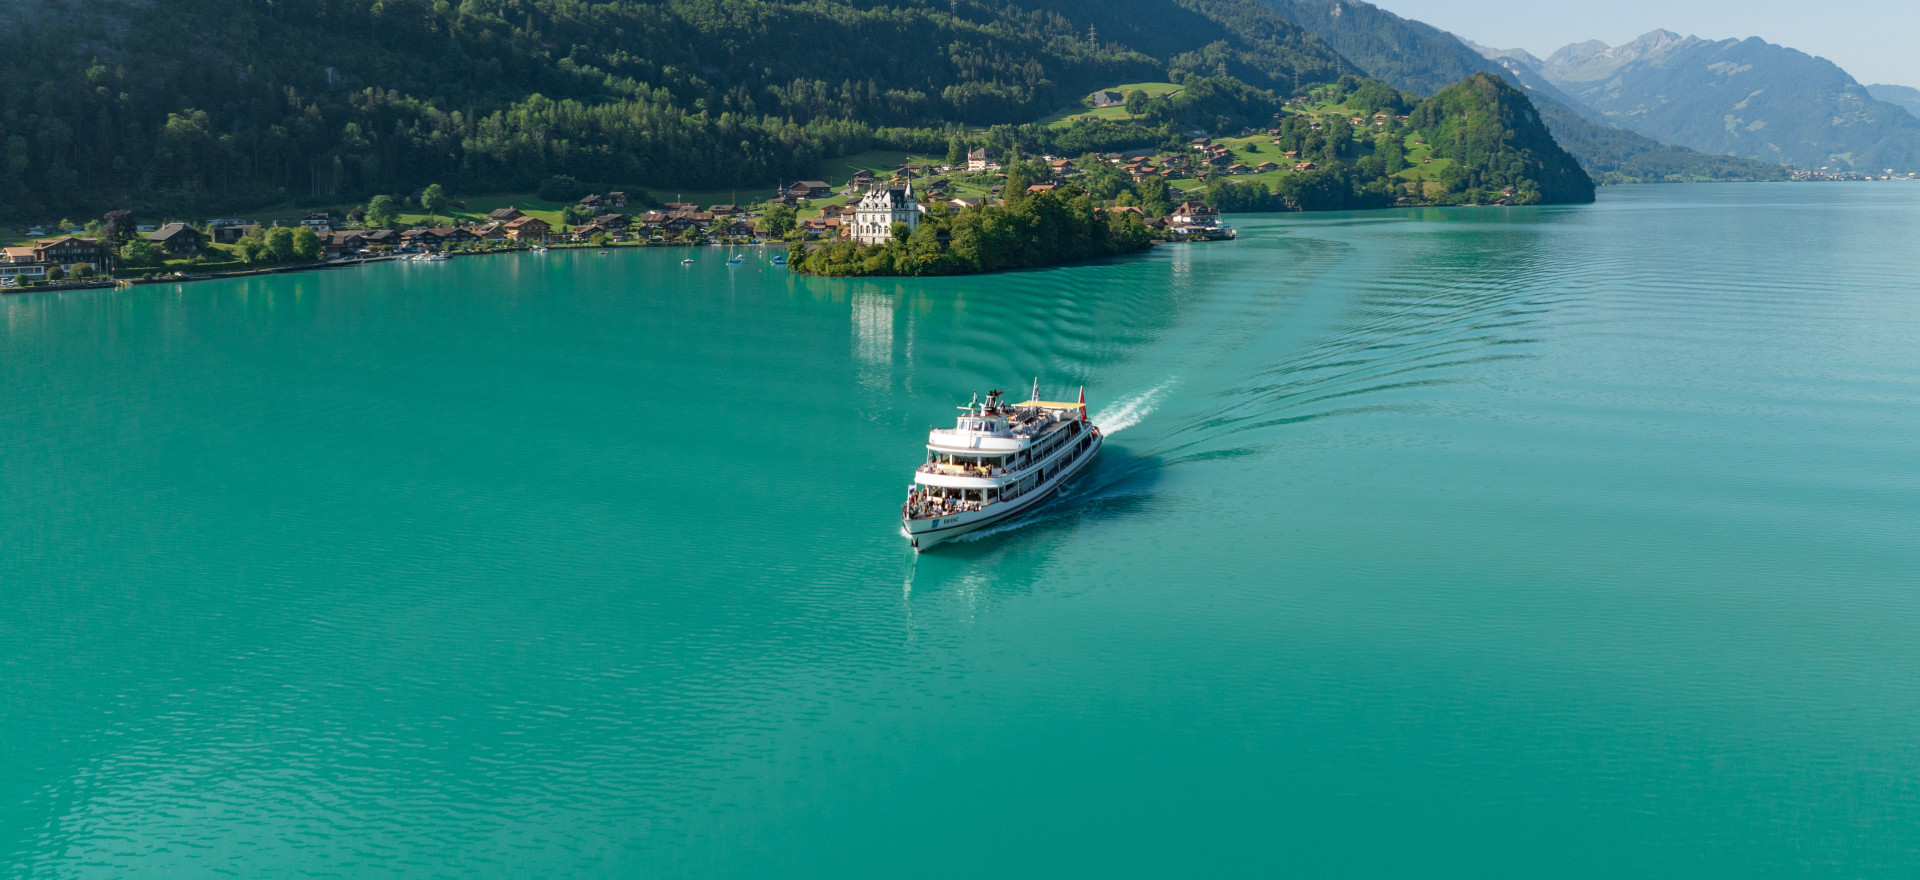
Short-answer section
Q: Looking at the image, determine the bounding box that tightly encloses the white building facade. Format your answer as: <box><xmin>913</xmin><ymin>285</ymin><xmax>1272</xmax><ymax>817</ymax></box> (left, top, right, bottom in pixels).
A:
<box><xmin>852</xmin><ymin>183</ymin><xmax>920</xmax><ymax>245</ymax></box>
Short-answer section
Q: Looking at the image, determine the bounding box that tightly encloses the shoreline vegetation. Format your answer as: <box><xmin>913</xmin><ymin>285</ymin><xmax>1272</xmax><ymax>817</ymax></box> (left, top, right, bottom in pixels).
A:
<box><xmin>786</xmin><ymin>188</ymin><xmax>1153</xmax><ymax>277</ymax></box>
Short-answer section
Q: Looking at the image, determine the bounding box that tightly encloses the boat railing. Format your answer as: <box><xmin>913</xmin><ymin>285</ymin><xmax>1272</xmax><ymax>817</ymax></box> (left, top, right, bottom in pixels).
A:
<box><xmin>903</xmin><ymin>498</ymin><xmax>988</xmax><ymax>520</ymax></box>
<box><xmin>917</xmin><ymin>463</ymin><xmax>1007</xmax><ymax>477</ymax></box>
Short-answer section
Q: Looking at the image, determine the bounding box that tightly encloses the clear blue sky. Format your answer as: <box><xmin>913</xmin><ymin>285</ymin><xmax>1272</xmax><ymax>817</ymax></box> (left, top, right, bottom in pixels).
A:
<box><xmin>1373</xmin><ymin>0</ymin><xmax>1917</xmax><ymax>86</ymax></box>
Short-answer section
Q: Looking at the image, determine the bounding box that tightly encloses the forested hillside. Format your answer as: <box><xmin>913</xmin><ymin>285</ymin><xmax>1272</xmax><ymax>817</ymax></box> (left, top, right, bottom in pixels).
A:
<box><xmin>1256</xmin><ymin>0</ymin><xmax>1787</xmax><ymax>182</ymax></box>
<box><xmin>1410</xmin><ymin>74</ymin><xmax>1591</xmax><ymax>204</ymax></box>
<box><xmin>0</xmin><ymin>0</ymin><xmax>1357</xmax><ymax>221</ymax></box>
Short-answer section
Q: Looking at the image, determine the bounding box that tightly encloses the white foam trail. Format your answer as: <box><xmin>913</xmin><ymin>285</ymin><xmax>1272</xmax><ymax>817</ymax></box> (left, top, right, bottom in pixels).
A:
<box><xmin>1093</xmin><ymin>380</ymin><xmax>1174</xmax><ymax>436</ymax></box>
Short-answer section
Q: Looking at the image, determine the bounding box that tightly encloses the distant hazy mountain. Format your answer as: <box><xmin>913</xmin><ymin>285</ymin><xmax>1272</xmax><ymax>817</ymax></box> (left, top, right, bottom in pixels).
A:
<box><xmin>1532</xmin><ymin>30</ymin><xmax>1920</xmax><ymax>172</ymax></box>
<box><xmin>1254</xmin><ymin>0</ymin><xmax>1785</xmax><ymax>181</ymax></box>
<box><xmin>1468</xmin><ymin>42</ymin><xmax>1543</xmax><ymax>71</ymax></box>
<box><xmin>1866</xmin><ymin>84</ymin><xmax>1920</xmax><ymax>119</ymax></box>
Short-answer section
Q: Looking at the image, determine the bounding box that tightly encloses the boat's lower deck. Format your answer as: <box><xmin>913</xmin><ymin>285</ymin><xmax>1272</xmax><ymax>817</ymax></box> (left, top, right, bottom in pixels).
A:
<box><xmin>903</xmin><ymin>427</ymin><xmax>1102</xmax><ymax>551</ymax></box>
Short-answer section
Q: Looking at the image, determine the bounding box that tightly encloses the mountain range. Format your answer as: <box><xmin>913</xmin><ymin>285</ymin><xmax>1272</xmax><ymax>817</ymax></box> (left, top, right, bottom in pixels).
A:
<box><xmin>1508</xmin><ymin>30</ymin><xmax>1920</xmax><ymax>173</ymax></box>
<box><xmin>1255</xmin><ymin>0</ymin><xmax>1785</xmax><ymax>182</ymax></box>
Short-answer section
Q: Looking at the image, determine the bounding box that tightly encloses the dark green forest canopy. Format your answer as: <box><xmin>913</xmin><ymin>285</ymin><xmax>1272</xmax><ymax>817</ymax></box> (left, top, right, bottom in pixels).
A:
<box><xmin>0</xmin><ymin>0</ymin><xmax>1358</xmax><ymax>220</ymax></box>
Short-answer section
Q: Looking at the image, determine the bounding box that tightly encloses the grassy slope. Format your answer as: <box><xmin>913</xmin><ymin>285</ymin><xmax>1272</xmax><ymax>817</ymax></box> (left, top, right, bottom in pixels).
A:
<box><xmin>1039</xmin><ymin>82</ymin><xmax>1186</xmax><ymax>127</ymax></box>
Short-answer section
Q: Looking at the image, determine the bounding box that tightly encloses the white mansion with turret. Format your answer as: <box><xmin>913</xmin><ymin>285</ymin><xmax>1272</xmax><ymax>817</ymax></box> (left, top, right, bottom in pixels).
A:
<box><xmin>852</xmin><ymin>182</ymin><xmax>921</xmax><ymax>245</ymax></box>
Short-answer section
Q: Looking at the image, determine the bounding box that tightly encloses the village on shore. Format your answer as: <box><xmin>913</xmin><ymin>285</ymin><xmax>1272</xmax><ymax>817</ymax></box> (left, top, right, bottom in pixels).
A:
<box><xmin>1</xmin><ymin>135</ymin><xmax>1258</xmax><ymax>292</ymax></box>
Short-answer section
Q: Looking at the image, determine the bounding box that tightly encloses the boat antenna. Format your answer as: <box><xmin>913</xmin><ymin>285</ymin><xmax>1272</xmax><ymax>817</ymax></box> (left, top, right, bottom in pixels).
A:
<box><xmin>1031</xmin><ymin>377</ymin><xmax>1039</xmax><ymax>402</ymax></box>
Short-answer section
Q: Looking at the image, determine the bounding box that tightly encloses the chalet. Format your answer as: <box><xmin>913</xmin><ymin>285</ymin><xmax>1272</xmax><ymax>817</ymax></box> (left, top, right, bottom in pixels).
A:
<box><xmin>1227</xmin><ymin>164</ymin><xmax>1250</xmax><ymax>175</ymax></box>
<box><xmin>1284</xmin><ymin>150</ymin><xmax>1300</xmax><ymax>158</ymax></box>
<box><xmin>1191</xmin><ymin>137</ymin><xmax>1210</xmax><ymax>148</ymax></box>
<box><xmin>145</xmin><ymin>223</ymin><xmax>207</xmax><ymax>256</ymax></box>
<box><xmin>799</xmin><ymin>216</ymin><xmax>843</xmax><ymax>238</ymax></box>
<box><xmin>1099</xmin><ymin>206</ymin><xmax>1146</xmax><ymax>216</ymax></box>
<box><xmin>434</xmin><ymin>227</ymin><xmax>481</xmax><ymax>247</ymax></box>
<box><xmin>851</xmin><ymin>169</ymin><xmax>876</xmax><ymax>183</ymax></box>
<box><xmin>472</xmin><ymin>222</ymin><xmax>509</xmax><ymax>243</ymax></box>
<box><xmin>577</xmin><ymin>194</ymin><xmax>606</xmax><ymax>211</ymax></box>
<box><xmin>1090</xmin><ymin>89</ymin><xmax>1125</xmax><ymax>108</ymax></box>
<box><xmin>211</xmin><ymin>222</ymin><xmax>258</xmax><ymax>244</ymax></box>
<box><xmin>966</xmin><ymin>148</ymin><xmax>993</xmax><ymax>173</ymax></box>
<box><xmin>1350</xmin><ymin>116</ymin><xmax>1366</xmax><ymax>126</ymax></box>
<box><xmin>576</xmin><ymin>213</ymin><xmax>631</xmax><ymax>236</ymax></box>
<box><xmin>663</xmin><ymin>202</ymin><xmax>698</xmax><ymax>212</ymax></box>
<box><xmin>1256</xmin><ymin>162</ymin><xmax>1280</xmax><ymax>172</ymax></box>
<box><xmin>1167</xmin><ymin>202</ymin><xmax>1218</xmax><ymax>229</ymax></box>
<box><xmin>1294</xmin><ymin>161</ymin><xmax>1318</xmax><ymax>171</ymax></box>
<box><xmin>634</xmin><ymin>212</ymin><xmax>669</xmax><ymax>231</ymax></box>
<box><xmin>32</xmin><ymin>236</ymin><xmax>107</xmax><ymax>269</ymax></box>
<box><xmin>787</xmin><ymin>181</ymin><xmax>832</xmax><ymax>199</ymax></box>
<box><xmin>658</xmin><ymin>212</ymin><xmax>707</xmax><ymax>232</ymax></box>
<box><xmin>606</xmin><ymin>192</ymin><xmax>630</xmax><ymax>207</ymax></box>
<box><xmin>504</xmin><ymin>216</ymin><xmax>552</xmax><ymax>243</ymax></box>
<box><xmin>298</xmin><ymin>212</ymin><xmax>332</xmax><ymax>234</ymax></box>
<box><xmin>400</xmin><ymin>228</ymin><xmax>444</xmax><ymax>250</ymax></box>
<box><xmin>706</xmin><ymin>204</ymin><xmax>741</xmax><ymax>217</ymax></box>
<box><xmin>486</xmin><ymin>207</ymin><xmax>525</xmax><ymax>223</ymax></box>
<box><xmin>1049</xmin><ymin>159</ymin><xmax>1077</xmax><ymax>177</ymax></box>
<box><xmin>1026</xmin><ymin>184</ymin><xmax>1056</xmax><ymax>194</ymax></box>
<box><xmin>949</xmin><ymin>197</ymin><xmax>984</xmax><ymax>210</ymax></box>
<box><xmin>722</xmin><ymin>219</ymin><xmax>756</xmax><ymax>238</ymax></box>
<box><xmin>323</xmin><ymin>231</ymin><xmax>367</xmax><ymax>258</ymax></box>
<box><xmin>360</xmin><ymin>229</ymin><xmax>399</xmax><ymax>248</ymax></box>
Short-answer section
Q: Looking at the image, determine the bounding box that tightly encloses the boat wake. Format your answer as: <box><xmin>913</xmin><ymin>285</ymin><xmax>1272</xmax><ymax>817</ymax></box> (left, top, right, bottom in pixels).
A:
<box><xmin>1092</xmin><ymin>379</ymin><xmax>1173</xmax><ymax>436</ymax></box>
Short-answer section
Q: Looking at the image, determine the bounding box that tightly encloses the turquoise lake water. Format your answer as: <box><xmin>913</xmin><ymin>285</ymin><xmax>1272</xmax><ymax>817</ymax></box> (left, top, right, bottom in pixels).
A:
<box><xmin>4</xmin><ymin>183</ymin><xmax>1920</xmax><ymax>876</ymax></box>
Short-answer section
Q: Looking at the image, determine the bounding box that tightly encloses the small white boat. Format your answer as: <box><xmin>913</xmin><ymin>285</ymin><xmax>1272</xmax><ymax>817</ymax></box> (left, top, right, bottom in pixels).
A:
<box><xmin>597</xmin><ymin>249</ymin><xmax>608</xmax><ymax>256</ymax></box>
<box><xmin>681</xmin><ymin>258</ymin><xmax>695</xmax><ymax>264</ymax></box>
<box><xmin>900</xmin><ymin>385</ymin><xmax>1103</xmax><ymax>551</ymax></box>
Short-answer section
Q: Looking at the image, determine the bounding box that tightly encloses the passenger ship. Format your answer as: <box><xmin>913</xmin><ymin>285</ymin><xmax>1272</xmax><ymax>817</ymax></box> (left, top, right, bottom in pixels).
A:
<box><xmin>901</xmin><ymin>386</ymin><xmax>1103</xmax><ymax>551</ymax></box>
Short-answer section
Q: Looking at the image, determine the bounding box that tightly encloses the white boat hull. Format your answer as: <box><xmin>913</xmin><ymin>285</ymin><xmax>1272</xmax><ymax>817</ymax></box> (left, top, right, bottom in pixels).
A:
<box><xmin>902</xmin><ymin>427</ymin><xmax>1103</xmax><ymax>551</ymax></box>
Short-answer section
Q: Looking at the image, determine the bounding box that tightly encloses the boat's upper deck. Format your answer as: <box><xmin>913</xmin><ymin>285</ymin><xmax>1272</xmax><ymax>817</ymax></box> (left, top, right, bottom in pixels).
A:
<box><xmin>926</xmin><ymin>390</ymin><xmax>1085</xmax><ymax>452</ymax></box>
